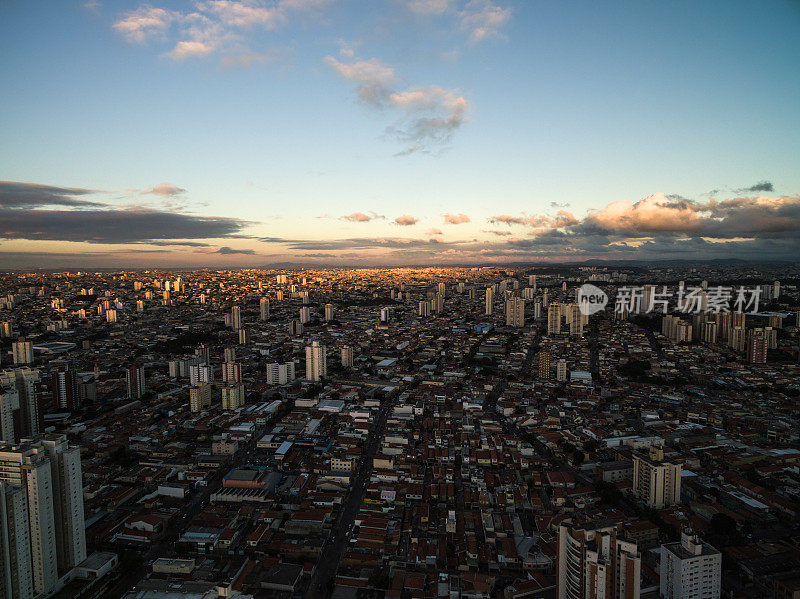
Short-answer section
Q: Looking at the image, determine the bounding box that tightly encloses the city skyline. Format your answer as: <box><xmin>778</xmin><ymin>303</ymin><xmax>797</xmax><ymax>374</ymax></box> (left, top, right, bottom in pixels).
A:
<box><xmin>1</xmin><ymin>1</ymin><xmax>800</xmax><ymax>267</ymax></box>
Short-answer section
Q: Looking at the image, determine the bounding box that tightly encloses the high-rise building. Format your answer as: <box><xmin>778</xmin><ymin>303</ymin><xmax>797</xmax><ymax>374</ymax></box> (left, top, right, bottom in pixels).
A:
<box><xmin>528</xmin><ymin>274</ymin><xmax>536</xmax><ymax>289</ymax></box>
<box><xmin>660</xmin><ymin>532</ymin><xmax>721</xmax><ymax>599</ymax></box>
<box><xmin>729</xmin><ymin>326</ymin><xmax>746</xmax><ymax>352</ymax></box>
<box><xmin>223</xmin><ymin>347</ymin><xmax>236</xmax><ymax>363</ymax></box>
<box><xmin>40</xmin><ymin>436</ymin><xmax>86</xmax><ymax>574</ymax></box>
<box><xmin>485</xmin><ymin>287</ymin><xmax>493</xmax><ymax>316</ymax></box>
<box><xmin>51</xmin><ymin>365</ymin><xmax>80</xmax><ymax>411</ymax></box>
<box><xmin>259</xmin><ymin>297</ymin><xmax>270</xmax><ymax>321</ymax></box>
<box><xmin>222</xmin><ymin>362</ymin><xmax>242</xmax><ymax>384</ymax></box>
<box><xmin>505</xmin><ymin>297</ymin><xmax>525</xmax><ymax>327</ymax></box>
<box><xmin>341</xmin><ymin>346</ymin><xmax>354</xmax><ymax>368</ymax></box>
<box><xmin>324</xmin><ymin>303</ymin><xmax>335</xmax><ymax>322</ymax></box>
<box><xmin>633</xmin><ymin>446</ymin><xmax>681</xmax><ymax>508</ymax></box>
<box><xmin>300</xmin><ymin>307</ymin><xmax>311</xmax><ymax>324</ymax></box>
<box><xmin>231</xmin><ymin>305</ymin><xmax>242</xmax><ymax>330</ymax></box>
<box><xmin>289</xmin><ymin>320</ymin><xmax>303</xmax><ymax>336</ymax></box>
<box><xmin>418</xmin><ymin>301</ymin><xmax>431</xmax><ymax>317</ymax></box>
<box><xmin>557</xmin><ymin>519</ymin><xmax>641</xmax><ymax>599</ymax></box>
<box><xmin>125</xmin><ymin>363</ymin><xmax>145</xmax><ymax>399</ymax></box>
<box><xmin>746</xmin><ymin>330</ymin><xmax>768</xmax><ymax>364</ymax></box>
<box><xmin>11</xmin><ymin>341</ymin><xmax>32</xmax><ymax>366</ymax></box>
<box><xmin>188</xmin><ymin>363</ymin><xmax>214</xmax><ymax>386</ymax></box>
<box><xmin>189</xmin><ymin>383</ymin><xmax>213</xmax><ymax>413</ymax></box>
<box><xmin>0</xmin><ymin>480</ymin><xmax>33</xmax><ymax>599</ymax></box>
<box><xmin>773</xmin><ymin>280</ymin><xmax>780</xmax><ymax>300</ymax></box>
<box><xmin>238</xmin><ymin>328</ymin><xmax>249</xmax><ymax>345</ymax></box>
<box><xmin>537</xmin><ymin>349</ymin><xmax>550</xmax><ymax>380</ymax></box>
<box><xmin>556</xmin><ymin>359</ymin><xmax>568</xmax><ymax>382</ymax></box>
<box><xmin>568</xmin><ymin>303</ymin><xmax>584</xmax><ymax>337</ymax></box>
<box><xmin>221</xmin><ymin>384</ymin><xmax>245</xmax><ymax>410</ymax></box>
<box><xmin>379</xmin><ymin>307</ymin><xmax>391</xmax><ymax>323</ymax></box>
<box><xmin>266</xmin><ymin>362</ymin><xmax>296</xmax><ymax>386</ymax></box>
<box><xmin>548</xmin><ymin>303</ymin><xmax>562</xmax><ymax>334</ymax></box>
<box><xmin>0</xmin><ymin>369</ymin><xmax>41</xmax><ymax>443</ymax></box>
<box><xmin>0</xmin><ymin>436</ymin><xmax>85</xmax><ymax>596</ymax></box>
<box><xmin>305</xmin><ymin>341</ymin><xmax>327</xmax><ymax>382</ymax></box>
<box><xmin>701</xmin><ymin>321</ymin><xmax>718</xmax><ymax>344</ymax></box>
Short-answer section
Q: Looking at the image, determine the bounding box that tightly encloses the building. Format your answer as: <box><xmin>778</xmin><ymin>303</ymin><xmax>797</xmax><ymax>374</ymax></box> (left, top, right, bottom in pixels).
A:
<box><xmin>221</xmin><ymin>384</ymin><xmax>245</xmax><ymax>410</ymax></box>
<box><xmin>660</xmin><ymin>532</ymin><xmax>721</xmax><ymax>599</ymax></box>
<box><xmin>0</xmin><ymin>481</ymin><xmax>33</xmax><ymax>599</ymax></box>
<box><xmin>11</xmin><ymin>341</ymin><xmax>32</xmax><ymax>366</ymax></box>
<box><xmin>305</xmin><ymin>341</ymin><xmax>327</xmax><ymax>382</ymax></box>
<box><xmin>222</xmin><ymin>362</ymin><xmax>242</xmax><ymax>384</ymax></box>
<box><xmin>537</xmin><ymin>348</ymin><xmax>551</xmax><ymax>380</ymax></box>
<box><xmin>548</xmin><ymin>303</ymin><xmax>562</xmax><ymax>334</ymax></box>
<box><xmin>324</xmin><ymin>303</ymin><xmax>335</xmax><ymax>321</ymax></box>
<box><xmin>189</xmin><ymin>383</ymin><xmax>213</xmax><ymax>413</ymax></box>
<box><xmin>418</xmin><ymin>301</ymin><xmax>431</xmax><ymax>317</ymax></box>
<box><xmin>0</xmin><ymin>369</ymin><xmax>42</xmax><ymax>442</ymax></box>
<box><xmin>51</xmin><ymin>365</ymin><xmax>80</xmax><ymax>411</ymax></box>
<box><xmin>633</xmin><ymin>446</ymin><xmax>681</xmax><ymax>509</ymax></box>
<box><xmin>299</xmin><ymin>306</ymin><xmax>311</xmax><ymax>324</ymax></box>
<box><xmin>340</xmin><ymin>346</ymin><xmax>354</xmax><ymax>368</ymax></box>
<box><xmin>557</xmin><ymin>359</ymin><xmax>568</xmax><ymax>382</ymax></box>
<box><xmin>266</xmin><ymin>362</ymin><xmax>296</xmax><ymax>386</ymax></box>
<box><xmin>0</xmin><ymin>436</ymin><xmax>86</xmax><ymax>596</ymax></box>
<box><xmin>125</xmin><ymin>363</ymin><xmax>145</xmax><ymax>399</ymax></box>
<box><xmin>231</xmin><ymin>305</ymin><xmax>242</xmax><ymax>330</ymax></box>
<box><xmin>568</xmin><ymin>303</ymin><xmax>584</xmax><ymax>337</ymax></box>
<box><xmin>188</xmin><ymin>363</ymin><xmax>213</xmax><ymax>386</ymax></box>
<box><xmin>746</xmin><ymin>330</ymin><xmax>768</xmax><ymax>364</ymax></box>
<box><xmin>259</xmin><ymin>297</ymin><xmax>270</xmax><ymax>321</ymax></box>
<box><xmin>505</xmin><ymin>297</ymin><xmax>525</xmax><ymax>327</ymax></box>
<box><xmin>557</xmin><ymin>519</ymin><xmax>641</xmax><ymax>599</ymax></box>
<box><xmin>485</xmin><ymin>287</ymin><xmax>493</xmax><ymax>316</ymax></box>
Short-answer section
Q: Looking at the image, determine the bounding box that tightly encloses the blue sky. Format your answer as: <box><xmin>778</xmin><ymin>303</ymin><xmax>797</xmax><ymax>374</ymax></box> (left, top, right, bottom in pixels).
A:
<box><xmin>1</xmin><ymin>0</ymin><xmax>799</xmax><ymax>266</ymax></box>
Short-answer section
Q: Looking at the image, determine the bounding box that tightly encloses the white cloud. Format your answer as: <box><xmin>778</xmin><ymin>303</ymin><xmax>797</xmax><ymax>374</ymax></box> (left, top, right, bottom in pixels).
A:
<box><xmin>460</xmin><ymin>0</ymin><xmax>511</xmax><ymax>42</ymax></box>
<box><xmin>167</xmin><ymin>40</ymin><xmax>215</xmax><ymax>60</ymax></box>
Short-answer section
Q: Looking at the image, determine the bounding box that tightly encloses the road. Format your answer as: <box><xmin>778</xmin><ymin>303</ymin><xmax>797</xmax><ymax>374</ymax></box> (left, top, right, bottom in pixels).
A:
<box><xmin>304</xmin><ymin>392</ymin><xmax>398</xmax><ymax>598</ymax></box>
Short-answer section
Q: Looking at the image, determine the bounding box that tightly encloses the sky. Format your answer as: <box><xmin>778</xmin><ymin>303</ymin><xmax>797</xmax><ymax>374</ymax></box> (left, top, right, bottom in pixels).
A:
<box><xmin>1</xmin><ymin>0</ymin><xmax>799</xmax><ymax>268</ymax></box>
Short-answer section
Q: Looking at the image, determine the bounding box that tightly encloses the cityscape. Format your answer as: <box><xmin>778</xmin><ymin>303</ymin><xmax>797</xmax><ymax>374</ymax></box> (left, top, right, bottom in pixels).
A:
<box><xmin>0</xmin><ymin>265</ymin><xmax>799</xmax><ymax>599</ymax></box>
<box><xmin>2</xmin><ymin>1</ymin><xmax>800</xmax><ymax>599</ymax></box>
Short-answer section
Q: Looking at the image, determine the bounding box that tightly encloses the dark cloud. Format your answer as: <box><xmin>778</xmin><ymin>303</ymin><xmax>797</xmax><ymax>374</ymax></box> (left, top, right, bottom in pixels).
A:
<box><xmin>0</xmin><ymin>181</ymin><xmax>107</xmax><ymax>208</ymax></box>
<box><xmin>739</xmin><ymin>181</ymin><xmax>774</xmax><ymax>193</ymax></box>
<box><xmin>215</xmin><ymin>246</ymin><xmax>255</xmax><ymax>255</ymax></box>
<box><xmin>0</xmin><ymin>208</ymin><xmax>251</xmax><ymax>244</ymax></box>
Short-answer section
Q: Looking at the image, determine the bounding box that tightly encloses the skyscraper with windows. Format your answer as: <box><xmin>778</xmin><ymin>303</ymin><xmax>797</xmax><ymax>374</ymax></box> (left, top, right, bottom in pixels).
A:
<box><xmin>505</xmin><ymin>296</ymin><xmax>525</xmax><ymax>327</ymax></box>
<box><xmin>125</xmin><ymin>363</ymin><xmax>145</xmax><ymax>399</ymax></box>
<box><xmin>305</xmin><ymin>341</ymin><xmax>327</xmax><ymax>381</ymax></box>
<box><xmin>0</xmin><ymin>436</ymin><xmax>85</xmax><ymax>596</ymax></box>
<box><xmin>557</xmin><ymin>519</ymin><xmax>641</xmax><ymax>599</ymax></box>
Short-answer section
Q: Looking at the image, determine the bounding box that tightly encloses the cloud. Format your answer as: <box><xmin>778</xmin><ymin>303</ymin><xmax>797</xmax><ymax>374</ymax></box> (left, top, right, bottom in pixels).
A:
<box><xmin>324</xmin><ymin>56</ymin><xmax>398</xmax><ymax>106</ymax></box>
<box><xmin>0</xmin><ymin>181</ymin><xmax>107</xmax><ymax>208</ymax></box>
<box><xmin>406</xmin><ymin>0</ymin><xmax>454</xmax><ymax>16</ymax></box>
<box><xmin>426</xmin><ymin>227</ymin><xmax>443</xmax><ymax>235</ymax></box>
<box><xmin>167</xmin><ymin>40</ymin><xmax>215</xmax><ymax>60</ymax></box>
<box><xmin>459</xmin><ymin>0</ymin><xmax>511</xmax><ymax>42</ymax></box>
<box><xmin>738</xmin><ymin>180</ymin><xmax>774</xmax><ymax>193</ymax></box>
<box><xmin>325</xmin><ymin>56</ymin><xmax>470</xmax><ymax>153</ymax></box>
<box><xmin>483</xmin><ymin>229</ymin><xmax>512</xmax><ymax>236</ymax></box>
<box><xmin>488</xmin><ymin>214</ymin><xmax>525</xmax><ymax>225</ymax></box>
<box><xmin>0</xmin><ymin>180</ymin><xmax>251</xmax><ymax>244</ymax></box>
<box><xmin>113</xmin><ymin>0</ymin><xmax>332</xmax><ymax>63</ymax></box>
<box><xmin>113</xmin><ymin>6</ymin><xmax>176</xmax><ymax>43</ymax></box>
<box><xmin>0</xmin><ymin>208</ymin><xmax>251</xmax><ymax>244</ymax></box>
<box><xmin>443</xmin><ymin>213</ymin><xmax>470</xmax><ymax>224</ymax></box>
<box><xmin>215</xmin><ymin>246</ymin><xmax>256</xmax><ymax>254</ymax></box>
<box><xmin>339</xmin><ymin>211</ymin><xmax>384</xmax><ymax>222</ymax></box>
<box><xmin>394</xmin><ymin>214</ymin><xmax>419</xmax><ymax>226</ymax></box>
<box><xmin>144</xmin><ymin>182</ymin><xmax>186</xmax><ymax>196</ymax></box>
